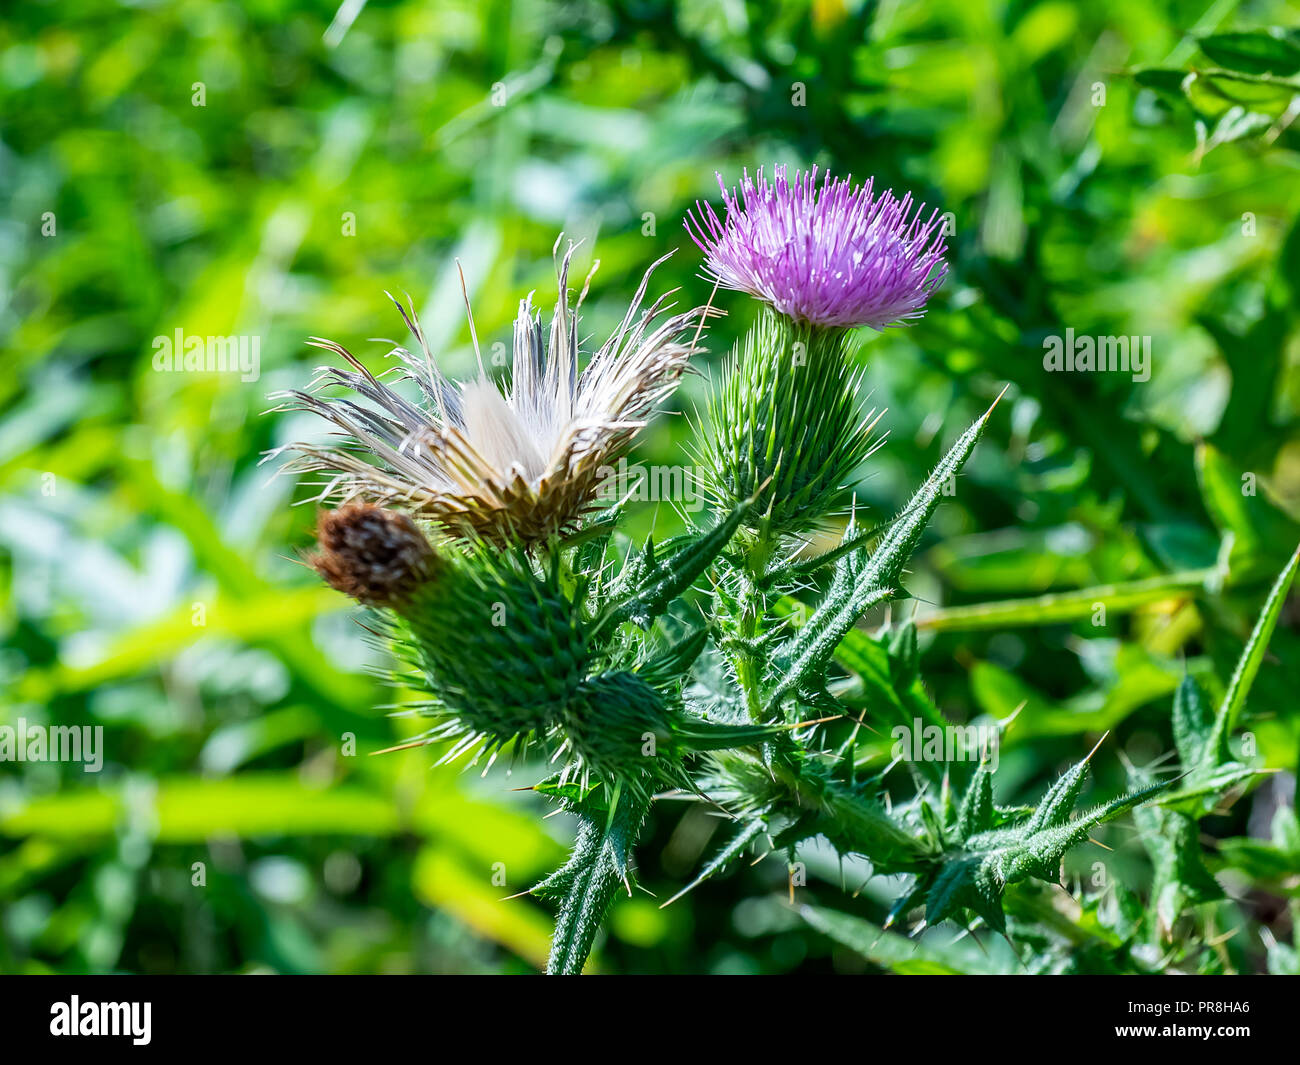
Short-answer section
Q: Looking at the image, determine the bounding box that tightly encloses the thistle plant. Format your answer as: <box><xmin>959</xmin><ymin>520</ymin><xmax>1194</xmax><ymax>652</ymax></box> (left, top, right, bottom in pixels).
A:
<box><xmin>278</xmin><ymin>172</ymin><xmax>1295</xmax><ymax>975</ymax></box>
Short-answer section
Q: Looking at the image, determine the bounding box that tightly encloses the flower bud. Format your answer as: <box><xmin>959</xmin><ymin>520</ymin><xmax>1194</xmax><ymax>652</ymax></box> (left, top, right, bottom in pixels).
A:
<box><xmin>560</xmin><ymin>671</ymin><xmax>675</xmax><ymax>784</ymax></box>
<box><xmin>310</xmin><ymin>503</ymin><xmax>590</xmax><ymax>751</ymax></box>
<box><xmin>402</xmin><ymin>552</ymin><xmax>591</xmax><ymax>748</ymax></box>
<box><xmin>560</xmin><ymin>671</ymin><xmax>788</xmax><ymax>790</ymax></box>
<box><xmin>701</xmin><ymin>309</ymin><xmax>879</xmax><ymax>532</ymax></box>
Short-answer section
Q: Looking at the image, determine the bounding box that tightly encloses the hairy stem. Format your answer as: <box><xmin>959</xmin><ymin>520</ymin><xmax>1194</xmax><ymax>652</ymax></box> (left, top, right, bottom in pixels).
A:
<box><xmin>735</xmin><ymin>527</ymin><xmax>775</xmax><ymax>721</ymax></box>
<box><xmin>545</xmin><ymin>788</ymin><xmax>651</xmax><ymax>975</ymax></box>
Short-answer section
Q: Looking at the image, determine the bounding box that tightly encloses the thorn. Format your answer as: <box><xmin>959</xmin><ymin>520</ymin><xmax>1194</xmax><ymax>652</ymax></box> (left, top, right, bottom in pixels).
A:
<box><xmin>998</xmin><ymin>701</ymin><xmax>1026</xmax><ymax>733</ymax></box>
<box><xmin>369</xmin><ymin>739</ymin><xmax>433</xmax><ymax>755</ymax></box>
<box><xmin>982</xmin><ymin>383</ymin><xmax>1011</xmax><ymax>421</ymax></box>
<box><xmin>784</xmin><ymin>714</ymin><xmax>844</xmax><ymax>729</ymax></box>
<box><xmin>1083</xmin><ymin>731</ymin><xmax>1110</xmax><ymax>763</ymax></box>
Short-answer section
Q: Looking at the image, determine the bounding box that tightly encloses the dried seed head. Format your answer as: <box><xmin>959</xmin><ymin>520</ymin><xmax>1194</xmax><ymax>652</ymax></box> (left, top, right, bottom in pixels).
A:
<box><xmin>272</xmin><ymin>238</ymin><xmax>714</xmax><ymax>547</ymax></box>
<box><xmin>311</xmin><ymin>503</ymin><xmax>439</xmax><ymax>607</ymax></box>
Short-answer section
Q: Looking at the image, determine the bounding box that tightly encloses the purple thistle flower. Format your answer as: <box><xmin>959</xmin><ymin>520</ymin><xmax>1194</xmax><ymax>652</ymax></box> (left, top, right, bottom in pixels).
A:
<box><xmin>684</xmin><ymin>165</ymin><xmax>948</xmax><ymax>330</ymax></box>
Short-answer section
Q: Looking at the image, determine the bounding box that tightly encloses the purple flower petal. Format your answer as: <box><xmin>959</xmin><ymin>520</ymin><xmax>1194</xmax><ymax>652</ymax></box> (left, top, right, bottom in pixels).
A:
<box><xmin>685</xmin><ymin>166</ymin><xmax>948</xmax><ymax>329</ymax></box>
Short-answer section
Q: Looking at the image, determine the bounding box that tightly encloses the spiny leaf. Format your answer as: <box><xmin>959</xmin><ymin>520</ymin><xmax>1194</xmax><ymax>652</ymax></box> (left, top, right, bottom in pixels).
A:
<box><xmin>1171</xmin><ymin>674</ymin><xmax>1214</xmax><ymax>770</ymax></box>
<box><xmin>1135</xmin><ymin>803</ymin><xmax>1222</xmax><ymax>940</ymax></box>
<box><xmin>986</xmin><ymin>781</ymin><xmax>1169</xmax><ymax>885</ymax></box>
<box><xmin>1202</xmin><ymin>542</ymin><xmax>1299</xmax><ymax>764</ymax></box>
<box><xmin>661</xmin><ymin>818</ymin><xmax>765</xmax><ymax>908</ymax></box>
<box><xmin>769</xmin><ymin>578</ymin><xmax>893</xmax><ymax>710</ymax></box>
<box><xmin>857</xmin><ymin>395</ymin><xmax>1002</xmax><ymax>591</ymax></box>
<box><xmin>1025</xmin><ymin>733</ymin><xmax>1106</xmax><ymax>833</ymax></box>
<box><xmin>886</xmin><ymin>619</ymin><xmax>919</xmax><ymax>686</ymax></box>
<box><xmin>1157</xmin><ymin>545</ymin><xmax>1300</xmax><ymax>816</ymax></box>
<box><xmin>831</xmin><ymin>624</ymin><xmax>949</xmax><ymax>736</ymax></box>
<box><xmin>636</xmin><ymin>623</ymin><xmax>710</xmax><ymax>688</ymax></box>
<box><xmin>767</xmin><ymin>400</ymin><xmax>1000</xmax><ymax>713</ymax></box>
<box><xmin>668</xmin><ymin>714</ymin><xmax>791</xmax><ymax>753</ymax></box>
<box><xmin>595</xmin><ymin>498</ymin><xmax>752</xmax><ymax>636</ymax></box>
<box><xmin>920</xmin><ymin>773</ymin><xmax>1167</xmax><ymax>934</ymax></box>
<box><xmin>956</xmin><ymin>759</ymin><xmax>995</xmax><ymax>841</ymax></box>
<box><xmin>708</xmin><ymin>753</ymin><xmax>931</xmax><ymax>870</ymax></box>
<box><xmin>926</xmin><ymin>856</ymin><xmax>1006</xmax><ymax>933</ymax></box>
<box><xmin>801</xmin><ymin>905</ymin><xmax>985</xmax><ymax>974</ymax></box>
<box><xmin>1155</xmin><ymin>763</ymin><xmax>1261</xmax><ymax>810</ymax></box>
<box><xmin>758</xmin><ymin>506</ymin><xmax>912</xmax><ymax>589</ymax></box>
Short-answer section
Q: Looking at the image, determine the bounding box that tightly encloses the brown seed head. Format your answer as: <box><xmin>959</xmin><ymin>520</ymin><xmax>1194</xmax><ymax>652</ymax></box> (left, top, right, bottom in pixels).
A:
<box><xmin>311</xmin><ymin>503</ymin><xmax>438</xmax><ymax>607</ymax></box>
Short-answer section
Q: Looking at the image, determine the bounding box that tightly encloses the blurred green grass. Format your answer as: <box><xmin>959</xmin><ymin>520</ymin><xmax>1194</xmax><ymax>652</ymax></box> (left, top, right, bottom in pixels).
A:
<box><xmin>2</xmin><ymin>0</ymin><xmax>1299</xmax><ymax>973</ymax></box>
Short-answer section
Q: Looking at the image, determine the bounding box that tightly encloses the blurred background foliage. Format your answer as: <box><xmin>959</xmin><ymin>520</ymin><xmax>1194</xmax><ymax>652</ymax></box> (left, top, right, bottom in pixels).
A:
<box><xmin>2</xmin><ymin>0</ymin><xmax>1299</xmax><ymax>974</ymax></box>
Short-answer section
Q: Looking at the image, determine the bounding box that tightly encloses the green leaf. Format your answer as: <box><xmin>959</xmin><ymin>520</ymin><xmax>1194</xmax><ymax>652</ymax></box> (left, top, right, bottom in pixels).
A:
<box><xmin>926</xmin><ymin>856</ymin><xmax>1006</xmax><ymax>932</ymax></box>
<box><xmin>769</xmin><ymin>569</ymin><xmax>892</xmax><ymax>710</ymax></box>
<box><xmin>1171</xmin><ymin>675</ymin><xmax>1214</xmax><ymax>769</ymax></box>
<box><xmin>1130</xmin><ymin>762</ymin><xmax>1223</xmax><ymax>941</ymax></box>
<box><xmin>833</xmin><ymin>623</ymin><xmax>948</xmax><ymax>735</ymax></box>
<box><xmin>759</xmin><ymin>503</ymin><xmax>928</xmax><ymax>591</ymax></box>
<box><xmin>1159</xmin><ymin>546</ymin><xmax>1300</xmax><ymax>815</ymax></box>
<box><xmin>1024</xmin><ymin>740</ymin><xmax>1101</xmax><ymax>833</ymax></box>
<box><xmin>1196</xmin><ymin>444</ymin><xmax>1300</xmax><ymax>581</ymax></box>
<box><xmin>661</xmin><ymin>819</ymin><xmax>765</xmax><ymax>908</ymax></box>
<box><xmin>710</xmin><ymin>754</ymin><xmax>930</xmax><ymax>870</ymax></box>
<box><xmin>858</xmin><ymin>398</ymin><xmax>1001</xmax><ymax>591</ymax></box>
<box><xmin>984</xmin><ymin>781</ymin><xmax>1167</xmax><ymax>885</ymax></box>
<box><xmin>886</xmin><ymin>619</ymin><xmax>919</xmax><ymax>686</ymax></box>
<box><xmin>1217</xmin><ymin>807</ymin><xmax>1300</xmax><ymax>884</ymax></box>
<box><xmin>1156</xmin><ymin>763</ymin><xmax>1261</xmax><ymax>810</ymax></box>
<box><xmin>1197</xmin><ymin>76</ymin><xmax>1295</xmax><ymax>110</ymax></box>
<box><xmin>801</xmin><ymin>905</ymin><xmax>986</xmax><ymax>973</ymax></box>
<box><xmin>919</xmin><ymin>765</ymin><xmax>1166</xmax><ymax>934</ymax></box>
<box><xmin>595</xmin><ymin>498</ymin><xmax>751</xmax><ymax>636</ymax></box>
<box><xmin>1205</xmin><ymin>543</ymin><xmax>1300</xmax><ymax>756</ymax></box>
<box><xmin>770</xmin><ymin>400</ymin><xmax>1000</xmax><ymax>712</ymax></box>
<box><xmin>635</xmin><ymin>622</ymin><xmax>710</xmax><ymax>688</ymax></box>
<box><xmin>955</xmin><ymin>759</ymin><xmax>995</xmax><ymax>841</ymax></box>
<box><xmin>1198</xmin><ymin>31</ymin><xmax>1300</xmax><ymax>77</ymax></box>
<box><xmin>1134</xmin><ymin>68</ymin><xmax>1193</xmax><ymax>95</ymax></box>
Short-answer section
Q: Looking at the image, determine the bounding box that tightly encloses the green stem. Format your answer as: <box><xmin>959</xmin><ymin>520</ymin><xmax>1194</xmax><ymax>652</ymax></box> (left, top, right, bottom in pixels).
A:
<box><xmin>914</xmin><ymin>568</ymin><xmax>1214</xmax><ymax>633</ymax></box>
<box><xmin>545</xmin><ymin>787</ymin><xmax>651</xmax><ymax>975</ymax></box>
<box><xmin>735</xmin><ymin>527</ymin><xmax>775</xmax><ymax>721</ymax></box>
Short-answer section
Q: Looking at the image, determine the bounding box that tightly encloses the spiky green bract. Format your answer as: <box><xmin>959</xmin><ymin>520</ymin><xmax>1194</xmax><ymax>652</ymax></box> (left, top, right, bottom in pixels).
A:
<box><xmin>699</xmin><ymin>308</ymin><xmax>876</xmax><ymax>532</ymax></box>
<box><xmin>559</xmin><ymin>670</ymin><xmax>787</xmax><ymax>796</ymax></box>
<box><xmin>397</xmin><ymin>549</ymin><xmax>590</xmax><ymax>759</ymax></box>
